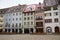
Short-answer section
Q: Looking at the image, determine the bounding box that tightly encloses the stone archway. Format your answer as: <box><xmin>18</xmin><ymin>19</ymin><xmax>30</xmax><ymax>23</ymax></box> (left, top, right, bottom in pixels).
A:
<box><xmin>55</xmin><ymin>26</ymin><xmax>59</xmax><ymax>33</ymax></box>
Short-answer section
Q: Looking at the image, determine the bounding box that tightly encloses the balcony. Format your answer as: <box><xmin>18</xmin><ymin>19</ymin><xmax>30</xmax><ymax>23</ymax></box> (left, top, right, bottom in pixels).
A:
<box><xmin>36</xmin><ymin>16</ymin><xmax>43</xmax><ymax>20</ymax></box>
<box><xmin>23</xmin><ymin>25</ymin><xmax>34</xmax><ymax>28</ymax></box>
<box><xmin>36</xmin><ymin>22</ymin><xmax>43</xmax><ymax>27</ymax></box>
<box><xmin>53</xmin><ymin>6</ymin><xmax>58</xmax><ymax>10</ymax></box>
<box><xmin>44</xmin><ymin>7</ymin><xmax>51</xmax><ymax>11</ymax></box>
<box><xmin>36</xmin><ymin>18</ymin><xmax>43</xmax><ymax>20</ymax></box>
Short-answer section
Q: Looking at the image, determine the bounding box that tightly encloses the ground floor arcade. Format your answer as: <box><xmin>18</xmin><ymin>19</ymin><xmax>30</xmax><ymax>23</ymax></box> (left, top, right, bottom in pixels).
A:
<box><xmin>45</xmin><ymin>26</ymin><xmax>60</xmax><ymax>34</ymax></box>
<box><xmin>3</xmin><ymin>28</ymin><xmax>35</xmax><ymax>34</ymax></box>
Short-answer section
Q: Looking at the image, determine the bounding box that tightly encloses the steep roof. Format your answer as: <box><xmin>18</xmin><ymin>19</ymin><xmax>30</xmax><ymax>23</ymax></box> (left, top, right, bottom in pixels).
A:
<box><xmin>44</xmin><ymin>0</ymin><xmax>59</xmax><ymax>7</ymax></box>
<box><xmin>0</xmin><ymin>4</ymin><xmax>26</xmax><ymax>14</ymax></box>
<box><xmin>6</xmin><ymin>5</ymin><xmax>26</xmax><ymax>13</ymax></box>
<box><xmin>0</xmin><ymin>8</ymin><xmax>9</xmax><ymax>14</ymax></box>
<box><xmin>23</xmin><ymin>4</ymin><xmax>44</xmax><ymax>13</ymax></box>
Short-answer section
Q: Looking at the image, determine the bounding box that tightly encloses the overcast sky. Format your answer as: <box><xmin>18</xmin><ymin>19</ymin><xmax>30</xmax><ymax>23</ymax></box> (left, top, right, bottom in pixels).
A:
<box><xmin>0</xmin><ymin>0</ymin><xmax>43</xmax><ymax>9</ymax></box>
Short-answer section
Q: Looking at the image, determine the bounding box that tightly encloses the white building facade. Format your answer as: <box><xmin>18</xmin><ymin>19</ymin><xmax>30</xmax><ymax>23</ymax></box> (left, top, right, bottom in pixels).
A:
<box><xmin>3</xmin><ymin>5</ymin><xmax>25</xmax><ymax>33</ymax></box>
<box><xmin>44</xmin><ymin>5</ymin><xmax>60</xmax><ymax>34</ymax></box>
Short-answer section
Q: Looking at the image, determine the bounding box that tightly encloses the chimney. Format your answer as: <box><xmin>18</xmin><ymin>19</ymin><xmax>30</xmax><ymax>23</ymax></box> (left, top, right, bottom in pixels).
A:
<box><xmin>39</xmin><ymin>2</ymin><xmax>41</xmax><ymax>5</ymax></box>
<box><xmin>18</xmin><ymin>4</ymin><xmax>21</xmax><ymax>6</ymax></box>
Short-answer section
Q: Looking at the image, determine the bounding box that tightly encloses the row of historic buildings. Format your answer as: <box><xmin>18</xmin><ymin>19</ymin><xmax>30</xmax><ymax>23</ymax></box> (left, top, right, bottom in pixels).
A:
<box><xmin>0</xmin><ymin>0</ymin><xmax>60</xmax><ymax>34</ymax></box>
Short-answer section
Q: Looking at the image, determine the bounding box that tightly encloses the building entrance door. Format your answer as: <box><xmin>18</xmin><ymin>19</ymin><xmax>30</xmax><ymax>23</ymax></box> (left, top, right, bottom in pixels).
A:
<box><xmin>19</xmin><ymin>29</ymin><xmax>22</xmax><ymax>33</ymax></box>
<box><xmin>55</xmin><ymin>27</ymin><xmax>59</xmax><ymax>33</ymax></box>
<box><xmin>36</xmin><ymin>28</ymin><xmax>43</xmax><ymax>34</ymax></box>
<box><xmin>24</xmin><ymin>28</ymin><xmax>29</xmax><ymax>34</ymax></box>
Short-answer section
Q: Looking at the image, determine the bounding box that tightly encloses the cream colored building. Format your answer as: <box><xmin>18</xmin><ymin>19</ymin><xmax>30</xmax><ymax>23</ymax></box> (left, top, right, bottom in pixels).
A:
<box><xmin>0</xmin><ymin>11</ymin><xmax>4</xmax><ymax>33</ymax></box>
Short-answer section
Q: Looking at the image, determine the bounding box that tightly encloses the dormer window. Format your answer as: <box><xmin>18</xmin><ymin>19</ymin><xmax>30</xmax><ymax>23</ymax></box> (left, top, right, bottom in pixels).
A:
<box><xmin>27</xmin><ymin>7</ymin><xmax>32</xmax><ymax>11</ymax></box>
<box><xmin>1</xmin><ymin>11</ymin><xmax>2</xmax><ymax>13</ymax></box>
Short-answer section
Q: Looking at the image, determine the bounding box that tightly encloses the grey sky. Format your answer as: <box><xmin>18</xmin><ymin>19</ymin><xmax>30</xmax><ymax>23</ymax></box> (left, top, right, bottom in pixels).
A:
<box><xmin>0</xmin><ymin>0</ymin><xmax>43</xmax><ymax>9</ymax></box>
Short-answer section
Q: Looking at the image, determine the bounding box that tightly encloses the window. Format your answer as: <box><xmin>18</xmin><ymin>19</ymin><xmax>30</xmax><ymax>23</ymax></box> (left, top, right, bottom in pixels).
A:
<box><xmin>50</xmin><ymin>13</ymin><xmax>51</xmax><ymax>16</ymax></box>
<box><xmin>27</xmin><ymin>22</ymin><xmax>29</xmax><ymax>25</ymax></box>
<box><xmin>20</xmin><ymin>13</ymin><xmax>21</xmax><ymax>15</ymax></box>
<box><xmin>9</xmin><ymin>19</ymin><xmax>10</xmax><ymax>21</ymax></box>
<box><xmin>24</xmin><ymin>22</ymin><xmax>26</xmax><ymax>25</ymax></box>
<box><xmin>6</xmin><ymin>19</ymin><xmax>7</xmax><ymax>21</ymax></box>
<box><xmin>12</xmin><ymin>24</ymin><xmax>14</xmax><ymax>27</ymax></box>
<box><xmin>0</xmin><ymin>20</ymin><xmax>3</xmax><ymax>22</ymax></box>
<box><xmin>44</xmin><ymin>7</ymin><xmax>51</xmax><ymax>11</ymax></box>
<box><xmin>27</xmin><ymin>13</ymin><xmax>29</xmax><ymax>15</ymax></box>
<box><xmin>31</xmin><ymin>17</ymin><xmax>33</xmax><ymax>20</ymax></box>
<box><xmin>19</xmin><ymin>23</ymin><xmax>21</xmax><ymax>27</ymax></box>
<box><xmin>13</xmin><ymin>14</ymin><xmax>15</xmax><ymax>16</ymax></box>
<box><xmin>53</xmin><ymin>6</ymin><xmax>57</xmax><ymax>10</ymax></box>
<box><xmin>45</xmin><ymin>14</ymin><xmax>47</xmax><ymax>16</ymax></box>
<box><xmin>45</xmin><ymin>19</ymin><xmax>52</xmax><ymax>23</ymax></box>
<box><xmin>16</xmin><ymin>18</ymin><xmax>18</xmax><ymax>20</ymax></box>
<box><xmin>0</xmin><ymin>15</ymin><xmax>3</xmax><ymax>17</ymax></box>
<box><xmin>5</xmin><ymin>24</ymin><xmax>7</xmax><ymax>27</ymax></box>
<box><xmin>5</xmin><ymin>23</ymin><xmax>8</xmax><ymax>27</ymax></box>
<box><xmin>38</xmin><ymin>7</ymin><xmax>41</xmax><ymax>9</ymax></box>
<box><xmin>31</xmin><ymin>22</ymin><xmax>33</xmax><ymax>25</ymax></box>
<box><xmin>19</xmin><ymin>18</ymin><xmax>21</xmax><ymax>20</ymax></box>
<box><xmin>36</xmin><ymin>22</ymin><xmax>43</xmax><ymax>27</ymax></box>
<box><xmin>16</xmin><ymin>23</ymin><xmax>18</xmax><ymax>27</ymax></box>
<box><xmin>45</xmin><ymin>13</ymin><xmax>51</xmax><ymax>17</ymax></box>
<box><xmin>54</xmin><ymin>18</ymin><xmax>58</xmax><ymax>22</ymax></box>
<box><xmin>8</xmin><ymin>24</ymin><xmax>10</xmax><ymax>27</ymax></box>
<box><xmin>0</xmin><ymin>25</ymin><xmax>2</xmax><ymax>27</ymax></box>
<box><xmin>0</xmin><ymin>11</ymin><xmax>2</xmax><ymax>13</ymax></box>
<box><xmin>16</xmin><ymin>13</ymin><xmax>18</xmax><ymax>15</ymax></box>
<box><xmin>27</xmin><ymin>17</ymin><xmax>29</xmax><ymax>20</ymax></box>
<box><xmin>24</xmin><ymin>13</ymin><xmax>26</xmax><ymax>16</ymax></box>
<box><xmin>54</xmin><ymin>12</ymin><xmax>58</xmax><ymax>16</ymax></box>
<box><xmin>13</xmin><ymin>18</ymin><xmax>14</xmax><ymax>21</ymax></box>
<box><xmin>9</xmin><ymin>14</ymin><xmax>11</xmax><ymax>16</ymax></box>
<box><xmin>24</xmin><ymin>17</ymin><xmax>26</xmax><ymax>20</ymax></box>
<box><xmin>36</xmin><ymin>16</ymin><xmax>43</xmax><ymax>20</ymax></box>
<box><xmin>31</xmin><ymin>12</ymin><xmax>33</xmax><ymax>15</ymax></box>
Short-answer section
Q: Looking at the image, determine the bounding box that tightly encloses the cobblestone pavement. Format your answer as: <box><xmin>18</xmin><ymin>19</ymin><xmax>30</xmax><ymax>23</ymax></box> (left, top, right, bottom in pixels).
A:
<box><xmin>0</xmin><ymin>34</ymin><xmax>60</xmax><ymax>40</ymax></box>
